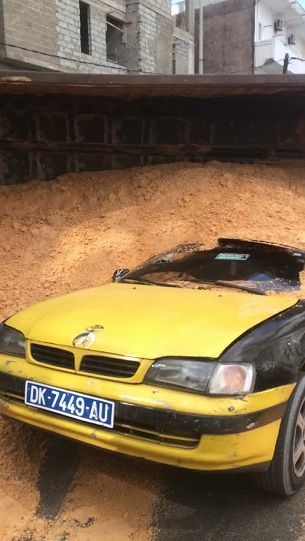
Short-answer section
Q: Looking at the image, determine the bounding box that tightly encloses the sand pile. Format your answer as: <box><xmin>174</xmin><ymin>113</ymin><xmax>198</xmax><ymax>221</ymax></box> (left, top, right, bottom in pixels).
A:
<box><xmin>1</xmin><ymin>160</ymin><xmax>305</xmax><ymax>320</ymax></box>
<box><xmin>1</xmin><ymin>159</ymin><xmax>305</xmax><ymax>540</ymax></box>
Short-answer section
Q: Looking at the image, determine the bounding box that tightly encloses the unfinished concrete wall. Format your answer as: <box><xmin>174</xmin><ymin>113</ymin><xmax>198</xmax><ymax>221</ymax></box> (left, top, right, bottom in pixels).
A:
<box><xmin>0</xmin><ymin>0</ymin><xmax>186</xmax><ymax>74</ymax></box>
<box><xmin>0</xmin><ymin>0</ymin><xmax>5</xmax><ymax>60</ymax></box>
<box><xmin>124</xmin><ymin>1</ymin><xmax>140</xmax><ymax>72</ymax></box>
<box><xmin>173</xmin><ymin>27</ymin><xmax>194</xmax><ymax>74</ymax></box>
<box><xmin>195</xmin><ymin>0</ymin><xmax>255</xmax><ymax>74</ymax></box>
<box><xmin>153</xmin><ymin>8</ymin><xmax>173</xmax><ymax>73</ymax></box>
<box><xmin>125</xmin><ymin>0</ymin><xmax>173</xmax><ymax>74</ymax></box>
<box><xmin>2</xmin><ymin>0</ymin><xmax>127</xmax><ymax>73</ymax></box>
<box><xmin>56</xmin><ymin>0</ymin><xmax>127</xmax><ymax>74</ymax></box>
<box><xmin>1</xmin><ymin>0</ymin><xmax>57</xmax><ymax>70</ymax></box>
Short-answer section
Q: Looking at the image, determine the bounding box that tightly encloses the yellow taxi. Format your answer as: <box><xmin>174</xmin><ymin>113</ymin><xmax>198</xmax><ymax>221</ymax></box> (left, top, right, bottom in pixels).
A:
<box><xmin>1</xmin><ymin>238</ymin><xmax>305</xmax><ymax>496</ymax></box>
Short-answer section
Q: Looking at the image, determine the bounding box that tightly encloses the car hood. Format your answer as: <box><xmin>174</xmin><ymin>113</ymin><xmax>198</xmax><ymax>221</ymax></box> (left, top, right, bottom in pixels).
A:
<box><xmin>8</xmin><ymin>283</ymin><xmax>298</xmax><ymax>359</ymax></box>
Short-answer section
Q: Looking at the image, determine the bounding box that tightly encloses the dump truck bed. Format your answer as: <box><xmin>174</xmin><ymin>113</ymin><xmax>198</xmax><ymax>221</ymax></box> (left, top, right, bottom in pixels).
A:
<box><xmin>1</xmin><ymin>73</ymin><xmax>305</xmax><ymax>183</ymax></box>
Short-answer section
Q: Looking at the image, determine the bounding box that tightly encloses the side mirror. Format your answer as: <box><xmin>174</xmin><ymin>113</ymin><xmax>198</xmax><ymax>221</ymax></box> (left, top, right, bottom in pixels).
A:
<box><xmin>112</xmin><ymin>268</ymin><xmax>130</xmax><ymax>282</ymax></box>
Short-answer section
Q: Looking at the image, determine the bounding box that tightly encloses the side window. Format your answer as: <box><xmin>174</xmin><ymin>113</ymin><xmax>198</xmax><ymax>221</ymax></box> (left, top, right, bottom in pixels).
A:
<box><xmin>80</xmin><ymin>1</ymin><xmax>91</xmax><ymax>55</ymax></box>
<box><xmin>106</xmin><ymin>15</ymin><xmax>125</xmax><ymax>65</ymax></box>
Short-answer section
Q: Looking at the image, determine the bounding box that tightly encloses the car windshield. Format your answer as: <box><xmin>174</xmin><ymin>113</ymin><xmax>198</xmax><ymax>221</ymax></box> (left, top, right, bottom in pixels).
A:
<box><xmin>121</xmin><ymin>247</ymin><xmax>303</xmax><ymax>295</ymax></box>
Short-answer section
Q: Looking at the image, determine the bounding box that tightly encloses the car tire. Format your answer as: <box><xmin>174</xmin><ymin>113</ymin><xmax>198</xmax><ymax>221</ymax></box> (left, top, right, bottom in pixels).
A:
<box><xmin>252</xmin><ymin>375</ymin><xmax>305</xmax><ymax>496</ymax></box>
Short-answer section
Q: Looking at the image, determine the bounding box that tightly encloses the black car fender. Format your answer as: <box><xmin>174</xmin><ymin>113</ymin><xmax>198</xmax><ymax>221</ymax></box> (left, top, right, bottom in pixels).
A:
<box><xmin>219</xmin><ymin>301</ymin><xmax>305</xmax><ymax>391</ymax></box>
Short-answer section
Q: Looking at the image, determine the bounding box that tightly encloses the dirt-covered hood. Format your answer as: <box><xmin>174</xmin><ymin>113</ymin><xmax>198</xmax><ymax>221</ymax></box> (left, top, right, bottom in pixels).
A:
<box><xmin>8</xmin><ymin>283</ymin><xmax>298</xmax><ymax>359</ymax></box>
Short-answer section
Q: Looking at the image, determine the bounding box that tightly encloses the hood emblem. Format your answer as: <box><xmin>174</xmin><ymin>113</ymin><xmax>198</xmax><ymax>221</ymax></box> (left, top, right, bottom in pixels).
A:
<box><xmin>72</xmin><ymin>325</ymin><xmax>104</xmax><ymax>349</ymax></box>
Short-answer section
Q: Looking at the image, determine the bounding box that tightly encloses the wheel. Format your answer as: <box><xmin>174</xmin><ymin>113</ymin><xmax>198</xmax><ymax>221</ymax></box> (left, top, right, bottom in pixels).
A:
<box><xmin>252</xmin><ymin>375</ymin><xmax>305</xmax><ymax>496</ymax></box>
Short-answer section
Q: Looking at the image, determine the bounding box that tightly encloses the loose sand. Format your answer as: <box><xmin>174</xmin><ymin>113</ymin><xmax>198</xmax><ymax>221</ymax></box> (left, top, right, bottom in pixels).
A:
<box><xmin>1</xmin><ymin>160</ymin><xmax>305</xmax><ymax>540</ymax></box>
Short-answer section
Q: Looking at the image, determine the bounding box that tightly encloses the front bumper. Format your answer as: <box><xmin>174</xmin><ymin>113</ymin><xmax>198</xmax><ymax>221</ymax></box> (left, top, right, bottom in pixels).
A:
<box><xmin>0</xmin><ymin>355</ymin><xmax>295</xmax><ymax>472</ymax></box>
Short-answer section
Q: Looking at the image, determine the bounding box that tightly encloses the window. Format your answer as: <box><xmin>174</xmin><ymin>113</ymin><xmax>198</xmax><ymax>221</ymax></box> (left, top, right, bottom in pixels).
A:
<box><xmin>124</xmin><ymin>248</ymin><xmax>302</xmax><ymax>294</ymax></box>
<box><xmin>106</xmin><ymin>15</ymin><xmax>124</xmax><ymax>65</ymax></box>
<box><xmin>79</xmin><ymin>1</ymin><xmax>91</xmax><ymax>55</ymax></box>
<box><xmin>258</xmin><ymin>22</ymin><xmax>262</xmax><ymax>41</ymax></box>
<box><xmin>172</xmin><ymin>43</ymin><xmax>176</xmax><ymax>74</ymax></box>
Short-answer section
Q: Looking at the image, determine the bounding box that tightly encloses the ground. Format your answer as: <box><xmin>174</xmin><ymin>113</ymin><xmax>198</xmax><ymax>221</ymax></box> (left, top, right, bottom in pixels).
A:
<box><xmin>1</xmin><ymin>160</ymin><xmax>305</xmax><ymax>540</ymax></box>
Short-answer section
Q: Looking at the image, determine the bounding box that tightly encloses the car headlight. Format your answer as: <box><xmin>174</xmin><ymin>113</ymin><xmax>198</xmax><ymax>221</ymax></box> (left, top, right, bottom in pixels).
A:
<box><xmin>0</xmin><ymin>323</ymin><xmax>26</xmax><ymax>358</ymax></box>
<box><xmin>145</xmin><ymin>358</ymin><xmax>255</xmax><ymax>395</ymax></box>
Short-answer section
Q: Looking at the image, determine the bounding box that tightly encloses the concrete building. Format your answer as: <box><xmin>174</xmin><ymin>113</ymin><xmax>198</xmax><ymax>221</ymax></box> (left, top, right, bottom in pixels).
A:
<box><xmin>0</xmin><ymin>0</ymin><xmax>194</xmax><ymax>74</ymax></box>
<box><xmin>194</xmin><ymin>0</ymin><xmax>305</xmax><ymax>74</ymax></box>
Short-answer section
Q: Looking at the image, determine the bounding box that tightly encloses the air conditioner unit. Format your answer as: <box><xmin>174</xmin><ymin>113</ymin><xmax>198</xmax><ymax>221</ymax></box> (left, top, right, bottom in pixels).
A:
<box><xmin>274</xmin><ymin>19</ymin><xmax>283</xmax><ymax>31</ymax></box>
<box><xmin>288</xmin><ymin>34</ymin><xmax>296</xmax><ymax>45</ymax></box>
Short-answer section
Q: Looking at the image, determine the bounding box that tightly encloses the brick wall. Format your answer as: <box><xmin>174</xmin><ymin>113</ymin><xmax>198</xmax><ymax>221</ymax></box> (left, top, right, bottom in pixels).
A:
<box><xmin>125</xmin><ymin>0</ymin><xmax>172</xmax><ymax>74</ymax></box>
<box><xmin>0</xmin><ymin>0</ymin><xmax>192</xmax><ymax>74</ymax></box>
<box><xmin>139</xmin><ymin>4</ymin><xmax>157</xmax><ymax>72</ymax></box>
<box><xmin>56</xmin><ymin>0</ymin><xmax>128</xmax><ymax>74</ymax></box>
<box><xmin>2</xmin><ymin>0</ymin><xmax>57</xmax><ymax>70</ymax></box>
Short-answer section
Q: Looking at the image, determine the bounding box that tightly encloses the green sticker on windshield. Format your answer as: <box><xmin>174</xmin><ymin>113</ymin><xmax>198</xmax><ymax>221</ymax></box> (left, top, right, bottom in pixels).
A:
<box><xmin>215</xmin><ymin>253</ymin><xmax>250</xmax><ymax>261</ymax></box>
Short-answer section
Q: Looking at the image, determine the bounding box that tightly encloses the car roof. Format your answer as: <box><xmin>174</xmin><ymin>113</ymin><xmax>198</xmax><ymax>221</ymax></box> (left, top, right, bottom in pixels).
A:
<box><xmin>145</xmin><ymin>238</ymin><xmax>305</xmax><ymax>268</ymax></box>
<box><xmin>218</xmin><ymin>238</ymin><xmax>305</xmax><ymax>259</ymax></box>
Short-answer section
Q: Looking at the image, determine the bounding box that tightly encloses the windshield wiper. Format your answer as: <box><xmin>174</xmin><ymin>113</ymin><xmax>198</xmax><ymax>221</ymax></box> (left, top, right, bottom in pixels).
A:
<box><xmin>121</xmin><ymin>277</ymin><xmax>183</xmax><ymax>288</ymax></box>
<box><xmin>121</xmin><ymin>276</ymin><xmax>265</xmax><ymax>294</ymax></box>
<box><xmin>183</xmin><ymin>278</ymin><xmax>266</xmax><ymax>295</ymax></box>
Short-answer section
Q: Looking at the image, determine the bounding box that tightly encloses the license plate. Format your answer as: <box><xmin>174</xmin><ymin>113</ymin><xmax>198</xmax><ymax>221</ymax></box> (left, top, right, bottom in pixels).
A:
<box><xmin>25</xmin><ymin>381</ymin><xmax>115</xmax><ymax>428</ymax></box>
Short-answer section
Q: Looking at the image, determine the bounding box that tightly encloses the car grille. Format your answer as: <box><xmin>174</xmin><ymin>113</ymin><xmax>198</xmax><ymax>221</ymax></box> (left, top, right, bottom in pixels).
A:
<box><xmin>80</xmin><ymin>355</ymin><xmax>140</xmax><ymax>378</ymax></box>
<box><xmin>30</xmin><ymin>345</ymin><xmax>140</xmax><ymax>379</ymax></box>
<box><xmin>31</xmin><ymin>344</ymin><xmax>75</xmax><ymax>370</ymax></box>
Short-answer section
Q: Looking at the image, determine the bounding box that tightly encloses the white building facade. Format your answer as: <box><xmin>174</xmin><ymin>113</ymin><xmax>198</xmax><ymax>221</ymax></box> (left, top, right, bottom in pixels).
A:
<box><xmin>254</xmin><ymin>0</ymin><xmax>305</xmax><ymax>73</ymax></box>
